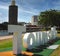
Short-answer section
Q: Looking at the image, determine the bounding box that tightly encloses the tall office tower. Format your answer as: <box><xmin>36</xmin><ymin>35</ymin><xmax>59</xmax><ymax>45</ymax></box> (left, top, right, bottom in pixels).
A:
<box><xmin>31</xmin><ymin>15</ymin><xmax>38</xmax><ymax>26</ymax></box>
<box><xmin>9</xmin><ymin>0</ymin><xmax>18</xmax><ymax>24</ymax></box>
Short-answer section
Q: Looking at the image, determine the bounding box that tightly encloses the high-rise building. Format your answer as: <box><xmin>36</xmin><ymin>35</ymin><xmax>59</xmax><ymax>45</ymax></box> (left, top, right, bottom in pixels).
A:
<box><xmin>9</xmin><ymin>0</ymin><xmax>18</xmax><ymax>24</ymax></box>
<box><xmin>31</xmin><ymin>15</ymin><xmax>38</xmax><ymax>26</ymax></box>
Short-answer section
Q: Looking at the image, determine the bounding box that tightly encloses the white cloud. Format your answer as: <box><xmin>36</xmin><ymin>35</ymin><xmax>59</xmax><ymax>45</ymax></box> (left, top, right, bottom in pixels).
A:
<box><xmin>0</xmin><ymin>4</ymin><xmax>38</xmax><ymax>15</ymax></box>
<box><xmin>19</xmin><ymin>9</ymin><xmax>38</xmax><ymax>15</ymax></box>
<box><xmin>0</xmin><ymin>16</ymin><xmax>8</xmax><ymax>23</ymax></box>
<box><xmin>0</xmin><ymin>13</ymin><xmax>2</xmax><ymax>16</ymax></box>
<box><xmin>0</xmin><ymin>5</ymin><xmax>8</xmax><ymax>10</ymax></box>
<box><xmin>18</xmin><ymin>6</ymin><xmax>39</xmax><ymax>15</ymax></box>
<box><xmin>0</xmin><ymin>0</ymin><xmax>39</xmax><ymax>15</ymax></box>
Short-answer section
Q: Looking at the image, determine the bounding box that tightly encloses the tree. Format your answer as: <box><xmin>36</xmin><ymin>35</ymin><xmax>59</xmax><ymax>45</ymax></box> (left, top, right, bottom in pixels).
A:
<box><xmin>1</xmin><ymin>22</ymin><xmax>8</xmax><ymax>30</ymax></box>
<box><xmin>39</xmin><ymin>10</ymin><xmax>60</xmax><ymax>27</ymax></box>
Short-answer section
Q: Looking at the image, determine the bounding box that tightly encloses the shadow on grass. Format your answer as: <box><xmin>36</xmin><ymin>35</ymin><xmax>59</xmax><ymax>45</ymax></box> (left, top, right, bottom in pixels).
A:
<box><xmin>26</xmin><ymin>44</ymin><xmax>49</xmax><ymax>53</ymax></box>
<box><xmin>15</xmin><ymin>54</ymin><xmax>43</xmax><ymax>56</ymax></box>
<box><xmin>15</xmin><ymin>54</ymin><xmax>28</xmax><ymax>56</ymax></box>
<box><xmin>33</xmin><ymin>54</ymin><xmax>43</xmax><ymax>56</ymax></box>
<box><xmin>26</xmin><ymin>48</ymin><xmax>43</xmax><ymax>53</ymax></box>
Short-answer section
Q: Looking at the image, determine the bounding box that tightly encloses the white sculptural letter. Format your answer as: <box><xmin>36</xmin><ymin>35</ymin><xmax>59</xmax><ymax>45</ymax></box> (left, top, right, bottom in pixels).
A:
<box><xmin>23</xmin><ymin>33</ymin><xmax>35</xmax><ymax>49</ymax></box>
<box><xmin>8</xmin><ymin>25</ymin><xmax>26</xmax><ymax>55</ymax></box>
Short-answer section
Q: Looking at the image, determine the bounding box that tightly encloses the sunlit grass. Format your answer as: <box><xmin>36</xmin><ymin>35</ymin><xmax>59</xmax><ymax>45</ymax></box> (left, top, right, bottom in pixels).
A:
<box><xmin>50</xmin><ymin>32</ymin><xmax>60</xmax><ymax>56</ymax></box>
<box><xmin>50</xmin><ymin>45</ymin><xmax>60</xmax><ymax>56</ymax></box>
<box><xmin>0</xmin><ymin>38</ymin><xmax>12</xmax><ymax>50</ymax></box>
<box><xmin>57</xmin><ymin>33</ymin><xmax>60</xmax><ymax>37</ymax></box>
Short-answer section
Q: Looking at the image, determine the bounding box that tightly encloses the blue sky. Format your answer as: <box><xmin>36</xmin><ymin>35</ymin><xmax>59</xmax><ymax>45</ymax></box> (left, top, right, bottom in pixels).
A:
<box><xmin>0</xmin><ymin>0</ymin><xmax>60</xmax><ymax>23</ymax></box>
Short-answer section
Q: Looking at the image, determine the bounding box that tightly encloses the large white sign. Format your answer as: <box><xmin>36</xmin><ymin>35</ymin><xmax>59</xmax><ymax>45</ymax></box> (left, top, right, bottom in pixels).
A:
<box><xmin>8</xmin><ymin>25</ymin><xmax>57</xmax><ymax>55</ymax></box>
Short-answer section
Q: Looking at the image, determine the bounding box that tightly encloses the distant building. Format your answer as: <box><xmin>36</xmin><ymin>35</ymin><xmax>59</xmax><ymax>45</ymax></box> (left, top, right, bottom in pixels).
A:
<box><xmin>9</xmin><ymin>0</ymin><xmax>18</xmax><ymax>25</ymax></box>
<box><xmin>31</xmin><ymin>15</ymin><xmax>38</xmax><ymax>26</ymax></box>
<box><xmin>26</xmin><ymin>25</ymin><xmax>41</xmax><ymax>32</ymax></box>
<box><xmin>18</xmin><ymin>22</ymin><xmax>31</xmax><ymax>26</ymax></box>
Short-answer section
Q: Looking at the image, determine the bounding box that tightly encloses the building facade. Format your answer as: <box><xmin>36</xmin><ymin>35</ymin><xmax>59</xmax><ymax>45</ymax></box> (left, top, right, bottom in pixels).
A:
<box><xmin>31</xmin><ymin>15</ymin><xmax>38</xmax><ymax>26</ymax></box>
<box><xmin>9</xmin><ymin>0</ymin><xmax>18</xmax><ymax>25</ymax></box>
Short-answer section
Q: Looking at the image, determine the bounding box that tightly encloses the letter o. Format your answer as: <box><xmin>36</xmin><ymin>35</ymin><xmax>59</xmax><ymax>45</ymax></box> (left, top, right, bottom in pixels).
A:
<box><xmin>23</xmin><ymin>33</ymin><xmax>35</xmax><ymax>49</ymax></box>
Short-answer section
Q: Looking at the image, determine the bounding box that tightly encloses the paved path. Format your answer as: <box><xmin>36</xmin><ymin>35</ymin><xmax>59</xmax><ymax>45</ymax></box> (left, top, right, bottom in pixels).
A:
<box><xmin>47</xmin><ymin>45</ymin><xmax>59</xmax><ymax>49</ymax></box>
<box><xmin>0</xmin><ymin>35</ymin><xmax>13</xmax><ymax>40</ymax></box>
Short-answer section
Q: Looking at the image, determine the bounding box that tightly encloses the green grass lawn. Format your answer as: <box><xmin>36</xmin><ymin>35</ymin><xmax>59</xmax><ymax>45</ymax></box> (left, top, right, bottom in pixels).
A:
<box><xmin>40</xmin><ymin>49</ymin><xmax>53</xmax><ymax>56</ymax></box>
<box><xmin>0</xmin><ymin>38</ymin><xmax>12</xmax><ymax>52</ymax></box>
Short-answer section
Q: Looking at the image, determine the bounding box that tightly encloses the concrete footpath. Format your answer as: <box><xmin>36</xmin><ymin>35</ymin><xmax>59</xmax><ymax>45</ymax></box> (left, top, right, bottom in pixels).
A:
<box><xmin>0</xmin><ymin>35</ymin><xmax>13</xmax><ymax>40</ymax></box>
